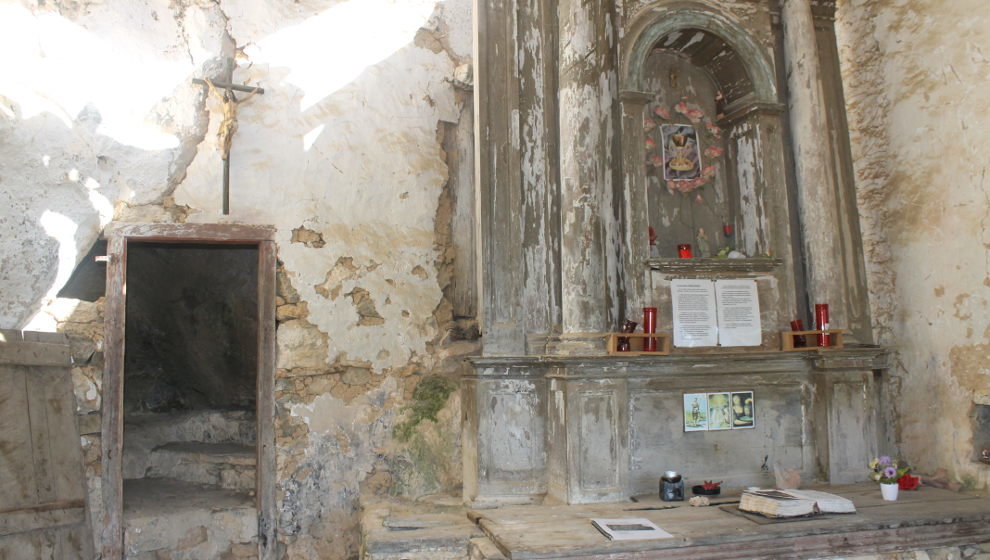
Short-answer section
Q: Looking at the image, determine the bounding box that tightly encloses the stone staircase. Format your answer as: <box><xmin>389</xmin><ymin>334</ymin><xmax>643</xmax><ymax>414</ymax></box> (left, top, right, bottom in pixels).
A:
<box><xmin>122</xmin><ymin>410</ymin><xmax>258</xmax><ymax>559</ymax></box>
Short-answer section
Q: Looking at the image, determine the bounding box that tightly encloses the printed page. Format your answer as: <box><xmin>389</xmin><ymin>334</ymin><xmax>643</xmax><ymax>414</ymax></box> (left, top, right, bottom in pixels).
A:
<box><xmin>714</xmin><ymin>279</ymin><xmax>761</xmax><ymax>346</ymax></box>
<box><xmin>671</xmin><ymin>279</ymin><xmax>718</xmax><ymax>347</ymax></box>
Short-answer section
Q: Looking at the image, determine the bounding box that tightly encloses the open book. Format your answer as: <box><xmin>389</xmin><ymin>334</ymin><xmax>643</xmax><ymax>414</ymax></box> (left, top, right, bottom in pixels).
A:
<box><xmin>739</xmin><ymin>489</ymin><xmax>856</xmax><ymax>518</ymax></box>
<box><xmin>590</xmin><ymin>518</ymin><xmax>674</xmax><ymax>541</ymax></box>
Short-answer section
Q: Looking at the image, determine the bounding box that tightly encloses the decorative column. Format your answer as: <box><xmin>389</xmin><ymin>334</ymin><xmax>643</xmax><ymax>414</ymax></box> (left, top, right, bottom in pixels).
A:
<box><xmin>555</xmin><ymin>0</ymin><xmax>620</xmax><ymax>353</ymax></box>
<box><xmin>780</xmin><ymin>0</ymin><xmax>848</xmax><ymax>331</ymax></box>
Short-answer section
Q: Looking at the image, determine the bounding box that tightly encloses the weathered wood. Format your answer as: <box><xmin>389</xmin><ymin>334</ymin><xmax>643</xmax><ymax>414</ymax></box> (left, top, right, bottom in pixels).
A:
<box><xmin>2</xmin><ymin>336</ymin><xmax>92</xmax><ymax>558</ymax></box>
<box><xmin>476</xmin><ymin>0</ymin><xmax>527</xmax><ymax>355</ymax></box>
<box><xmin>104</xmin><ymin>222</ymin><xmax>275</xmax><ymax>242</ymax></box>
<box><xmin>0</xmin><ymin>368</ymin><xmax>36</xmax><ymax>509</ymax></box>
<box><xmin>257</xmin><ymin>239</ymin><xmax>277</xmax><ymax>560</ymax></box>
<box><xmin>0</xmin><ymin>502</ymin><xmax>85</xmax><ymax>536</ymax></box>
<box><xmin>101</xmin><ymin>233</ymin><xmax>127</xmax><ymax>560</ymax></box>
<box><xmin>647</xmin><ymin>258</ymin><xmax>783</xmax><ymax>275</ymax></box>
<box><xmin>470</xmin><ymin>484</ymin><xmax>990</xmax><ymax>560</ymax></box>
<box><xmin>0</xmin><ymin>330</ymin><xmax>70</xmax><ymax>367</ymax></box>
<box><xmin>780</xmin><ymin>0</ymin><xmax>849</xmax><ymax>338</ymax></box>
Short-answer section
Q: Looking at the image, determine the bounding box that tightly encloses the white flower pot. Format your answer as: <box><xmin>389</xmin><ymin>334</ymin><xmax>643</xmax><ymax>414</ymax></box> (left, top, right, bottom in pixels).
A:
<box><xmin>880</xmin><ymin>482</ymin><xmax>899</xmax><ymax>501</ymax></box>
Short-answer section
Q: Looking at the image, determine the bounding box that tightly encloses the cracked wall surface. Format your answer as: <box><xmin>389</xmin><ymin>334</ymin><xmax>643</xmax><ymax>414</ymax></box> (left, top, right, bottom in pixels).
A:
<box><xmin>837</xmin><ymin>0</ymin><xmax>990</xmax><ymax>488</ymax></box>
<box><xmin>0</xmin><ymin>1</ymin><xmax>476</xmax><ymax>558</ymax></box>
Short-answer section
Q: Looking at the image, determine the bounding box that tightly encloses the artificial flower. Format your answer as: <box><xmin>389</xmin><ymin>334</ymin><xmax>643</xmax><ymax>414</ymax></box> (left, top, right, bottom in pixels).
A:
<box><xmin>868</xmin><ymin>456</ymin><xmax>910</xmax><ymax>484</ymax></box>
<box><xmin>898</xmin><ymin>474</ymin><xmax>920</xmax><ymax>490</ymax></box>
<box><xmin>704</xmin><ymin>145</ymin><xmax>725</xmax><ymax>159</ymax></box>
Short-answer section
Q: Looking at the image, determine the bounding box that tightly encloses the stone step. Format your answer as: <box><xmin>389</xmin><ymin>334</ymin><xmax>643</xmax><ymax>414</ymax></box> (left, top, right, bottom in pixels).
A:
<box><xmin>124</xmin><ymin>409</ymin><xmax>255</xmax><ymax>480</ymax></box>
<box><xmin>123</xmin><ymin>477</ymin><xmax>257</xmax><ymax>560</ymax></box>
<box><xmin>146</xmin><ymin>442</ymin><xmax>256</xmax><ymax>492</ymax></box>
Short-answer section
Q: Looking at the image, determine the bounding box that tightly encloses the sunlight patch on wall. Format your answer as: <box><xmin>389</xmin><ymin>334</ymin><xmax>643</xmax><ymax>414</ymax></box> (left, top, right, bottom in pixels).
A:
<box><xmin>23</xmin><ymin>211</ymin><xmax>80</xmax><ymax>332</ymax></box>
<box><xmin>247</xmin><ymin>0</ymin><xmax>437</xmax><ymax>111</ymax></box>
<box><xmin>0</xmin><ymin>4</ymin><xmax>181</xmax><ymax>150</ymax></box>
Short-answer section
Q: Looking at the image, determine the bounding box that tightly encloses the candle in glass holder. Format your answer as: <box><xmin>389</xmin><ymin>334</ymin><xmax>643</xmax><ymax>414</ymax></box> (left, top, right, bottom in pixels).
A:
<box><xmin>723</xmin><ymin>224</ymin><xmax>734</xmax><ymax>237</ymax></box>
<box><xmin>677</xmin><ymin>244</ymin><xmax>693</xmax><ymax>258</ymax></box>
<box><xmin>814</xmin><ymin>304</ymin><xmax>830</xmax><ymax>347</ymax></box>
<box><xmin>643</xmin><ymin>307</ymin><xmax>658</xmax><ymax>351</ymax></box>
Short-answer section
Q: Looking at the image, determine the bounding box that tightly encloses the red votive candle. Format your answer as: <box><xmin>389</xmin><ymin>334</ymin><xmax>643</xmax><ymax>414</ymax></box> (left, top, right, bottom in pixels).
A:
<box><xmin>814</xmin><ymin>304</ymin><xmax>830</xmax><ymax>347</ymax></box>
<box><xmin>723</xmin><ymin>224</ymin><xmax>734</xmax><ymax>237</ymax></box>
<box><xmin>677</xmin><ymin>244</ymin><xmax>693</xmax><ymax>258</ymax></box>
<box><xmin>643</xmin><ymin>307</ymin><xmax>658</xmax><ymax>351</ymax></box>
<box><xmin>790</xmin><ymin>319</ymin><xmax>806</xmax><ymax>348</ymax></box>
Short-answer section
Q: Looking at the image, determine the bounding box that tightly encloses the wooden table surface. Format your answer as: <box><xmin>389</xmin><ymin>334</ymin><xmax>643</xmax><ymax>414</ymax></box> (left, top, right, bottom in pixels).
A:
<box><xmin>469</xmin><ymin>484</ymin><xmax>990</xmax><ymax>559</ymax></box>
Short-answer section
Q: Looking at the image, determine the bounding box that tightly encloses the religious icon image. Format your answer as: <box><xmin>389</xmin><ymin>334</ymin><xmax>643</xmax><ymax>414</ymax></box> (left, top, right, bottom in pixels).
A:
<box><xmin>730</xmin><ymin>391</ymin><xmax>755</xmax><ymax>429</ymax></box>
<box><xmin>660</xmin><ymin>123</ymin><xmax>702</xmax><ymax>181</ymax></box>
<box><xmin>707</xmin><ymin>392</ymin><xmax>731</xmax><ymax>430</ymax></box>
<box><xmin>683</xmin><ymin>393</ymin><xmax>709</xmax><ymax>432</ymax></box>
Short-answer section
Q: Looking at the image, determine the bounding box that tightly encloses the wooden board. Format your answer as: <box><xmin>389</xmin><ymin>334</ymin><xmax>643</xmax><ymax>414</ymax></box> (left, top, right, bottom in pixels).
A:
<box><xmin>1</xmin><ymin>338</ymin><xmax>92</xmax><ymax>558</ymax></box>
<box><xmin>470</xmin><ymin>484</ymin><xmax>990</xmax><ymax>559</ymax></box>
<box><xmin>780</xmin><ymin>330</ymin><xmax>844</xmax><ymax>351</ymax></box>
<box><xmin>607</xmin><ymin>333</ymin><xmax>672</xmax><ymax>356</ymax></box>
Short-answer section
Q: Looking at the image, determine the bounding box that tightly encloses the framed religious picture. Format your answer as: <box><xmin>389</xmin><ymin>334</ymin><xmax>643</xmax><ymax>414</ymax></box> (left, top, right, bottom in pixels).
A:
<box><xmin>660</xmin><ymin>123</ymin><xmax>702</xmax><ymax>181</ymax></box>
<box><xmin>683</xmin><ymin>393</ymin><xmax>708</xmax><ymax>432</ymax></box>
<box><xmin>730</xmin><ymin>391</ymin><xmax>755</xmax><ymax>429</ymax></box>
<box><xmin>706</xmin><ymin>392</ymin><xmax>731</xmax><ymax>430</ymax></box>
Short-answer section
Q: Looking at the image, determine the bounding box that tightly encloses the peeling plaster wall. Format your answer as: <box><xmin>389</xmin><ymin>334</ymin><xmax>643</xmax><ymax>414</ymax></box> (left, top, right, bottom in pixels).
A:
<box><xmin>0</xmin><ymin>1</ymin><xmax>475</xmax><ymax>557</ymax></box>
<box><xmin>837</xmin><ymin>1</ymin><xmax>990</xmax><ymax>488</ymax></box>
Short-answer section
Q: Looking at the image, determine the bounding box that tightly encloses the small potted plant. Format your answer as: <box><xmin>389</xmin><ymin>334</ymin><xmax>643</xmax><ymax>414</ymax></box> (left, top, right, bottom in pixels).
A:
<box><xmin>691</xmin><ymin>480</ymin><xmax>722</xmax><ymax>496</ymax></box>
<box><xmin>868</xmin><ymin>456</ymin><xmax>910</xmax><ymax>501</ymax></box>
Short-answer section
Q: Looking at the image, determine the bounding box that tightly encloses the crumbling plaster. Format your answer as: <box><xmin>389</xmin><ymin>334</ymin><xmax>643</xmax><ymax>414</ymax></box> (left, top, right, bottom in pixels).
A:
<box><xmin>1</xmin><ymin>0</ymin><xmax>474</xmax><ymax>558</ymax></box>
<box><xmin>837</xmin><ymin>0</ymin><xmax>990</xmax><ymax>488</ymax></box>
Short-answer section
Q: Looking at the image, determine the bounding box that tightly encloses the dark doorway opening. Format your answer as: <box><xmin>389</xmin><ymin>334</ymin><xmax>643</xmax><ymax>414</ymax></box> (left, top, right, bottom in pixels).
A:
<box><xmin>101</xmin><ymin>224</ymin><xmax>276</xmax><ymax>560</ymax></box>
<box><xmin>121</xmin><ymin>242</ymin><xmax>259</xmax><ymax>556</ymax></box>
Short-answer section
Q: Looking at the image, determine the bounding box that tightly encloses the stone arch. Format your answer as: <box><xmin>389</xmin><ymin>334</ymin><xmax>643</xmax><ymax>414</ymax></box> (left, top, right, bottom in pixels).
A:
<box><xmin>620</xmin><ymin>1</ymin><xmax>778</xmax><ymax>109</ymax></box>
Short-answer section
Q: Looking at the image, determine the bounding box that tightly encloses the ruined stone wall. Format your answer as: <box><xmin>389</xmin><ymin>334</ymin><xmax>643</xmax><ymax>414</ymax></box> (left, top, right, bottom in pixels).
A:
<box><xmin>0</xmin><ymin>1</ymin><xmax>476</xmax><ymax>557</ymax></box>
<box><xmin>836</xmin><ymin>1</ymin><xmax>990</xmax><ymax>488</ymax></box>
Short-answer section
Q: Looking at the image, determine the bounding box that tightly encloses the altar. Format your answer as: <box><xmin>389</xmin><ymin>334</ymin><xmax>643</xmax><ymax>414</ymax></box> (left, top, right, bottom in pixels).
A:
<box><xmin>360</xmin><ymin>484</ymin><xmax>990</xmax><ymax>560</ymax></box>
<box><xmin>464</xmin><ymin>348</ymin><xmax>887</xmax><ymax>506</ymax></box>
<box><xmin>466</xmin><ymin>0</ymin><xmax>886</xmax><ymax>509</ymax></box>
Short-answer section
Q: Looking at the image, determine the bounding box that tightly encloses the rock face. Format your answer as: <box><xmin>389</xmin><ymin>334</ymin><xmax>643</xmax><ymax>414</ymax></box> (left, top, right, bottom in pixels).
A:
<box><xmin>0</xmin><ymin>1</ymin><xmax>477</xmax><ymax>558</ymax></box>
<box><xmin>836</xmin><ymin>0</ymin><xmax>990</xmax><ymax>488</ymax></box>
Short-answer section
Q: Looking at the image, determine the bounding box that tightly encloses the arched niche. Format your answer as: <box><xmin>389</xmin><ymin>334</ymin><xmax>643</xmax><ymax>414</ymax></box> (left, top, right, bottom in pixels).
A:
<box><xmin>618</xmin><ymin>1</ymin><xmax>796</xmax><ymax>329</ymax></box>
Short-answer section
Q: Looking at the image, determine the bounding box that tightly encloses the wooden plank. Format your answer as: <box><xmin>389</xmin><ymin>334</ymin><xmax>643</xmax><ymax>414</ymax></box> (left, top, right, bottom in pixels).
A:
<box><xmin>25</xmin><ymin>367</ymin><xmax>57</xmax><ymax>505</ymax></box>
<box><xmin>0</xmin><ymin>367</ymin><xmax>37</xmax><ymax>509</ymax></box>
<box><xmin>0</xmin><ymin>502</ymin><xmax>85</xmax><ymax>536</ymax></box>
<box><xmin>37</xmin><ymin>367</ymin><xmax>86</xmax><ymax>502</ymax></box>
<box><xmin>257</xmin><ymin>239</ymin><xmax>277</xmax><ymax>560</ymax></box>
<box><xmin>0</xmin><ymin>498</ymin><xmax>85</xmax><ymax>515</ymax></box>
<box><xmin>105</xmin><ymin>222</ymin><xmax>275</xmax><ymax>243</ymax></box>
<box><xmin>471</xmin><ymin>484</ymin><xmax>990</xmax><ymax>560</ymax></box>
<box><xmin>0</xmin><ymin>332</ymin><xmax>71</xmax><ymax>367</ymax></box>
<box><xmin>101</xmin><ymin>233</ymin><xmax>126</xmax><ymax>560</ymax></box>
<box><xmin>0</xmin><ymin>330</ymin><xmax>67</xmax><ymax>345</ymax></box>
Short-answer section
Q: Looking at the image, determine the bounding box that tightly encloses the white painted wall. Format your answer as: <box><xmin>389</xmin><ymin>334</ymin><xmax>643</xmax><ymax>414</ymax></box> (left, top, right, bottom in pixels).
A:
<box><xmin>838</xmin><ymin>0</ymin><xmax>990</xmax><ymax>488</ymax></box>
<box><xmin>0</xmin><ymin>1</ymin><xmax>473</xmax><ymax>557</ymax></box>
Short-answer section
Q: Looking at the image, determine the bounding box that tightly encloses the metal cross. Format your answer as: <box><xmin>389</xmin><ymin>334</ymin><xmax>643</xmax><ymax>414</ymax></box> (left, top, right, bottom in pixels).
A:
<box><xmin>192</xmin><ymin>58</ymin><xmax>265</xmax><ymax>215</ymax></box>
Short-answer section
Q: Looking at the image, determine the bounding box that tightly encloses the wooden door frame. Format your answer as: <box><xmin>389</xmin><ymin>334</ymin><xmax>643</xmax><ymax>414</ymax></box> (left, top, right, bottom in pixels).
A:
<box><xmin>101</xmin><ymin>223</ymin><xmax>277</xmax><ymax>560</ymax></box>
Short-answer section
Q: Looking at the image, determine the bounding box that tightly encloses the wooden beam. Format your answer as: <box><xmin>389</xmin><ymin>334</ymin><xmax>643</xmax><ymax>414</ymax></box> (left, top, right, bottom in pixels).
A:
<box><xmin>104</xmin><ymin>223</ymin><xmax>275</xmax><ymax>243</ymax></box>
<box><xmin>100</xmin><ymin>234</ymin><xmax>126</xmax><ymax>560</ymax></box>
<box><xmin>257</xmin><ymin>239</ymin><xmax>277</xmax><ymax>560</ymax></box>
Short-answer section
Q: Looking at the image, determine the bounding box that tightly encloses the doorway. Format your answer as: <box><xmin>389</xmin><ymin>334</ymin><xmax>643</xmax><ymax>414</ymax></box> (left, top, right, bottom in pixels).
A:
<box><xmin>101</xmin><ymin>224</ymin><xmax>276</xmax><ymax>560</ymax></box>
